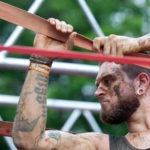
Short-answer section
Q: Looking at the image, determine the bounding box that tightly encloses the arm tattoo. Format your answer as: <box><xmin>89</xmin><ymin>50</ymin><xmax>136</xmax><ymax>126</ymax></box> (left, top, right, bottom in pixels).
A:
<box><xmin>34</xmin><ymin>73</ymin><xmax>48</xmax><ymax>126</ymax></box>
<box><xmin>48</xmin><ymin>131</ymin><xmax>61</xmax><ymax>141</ymax></box>
<box><xmin>13</xmin><ymin>71</ymin><xmax>49</xmax><ymax>148</ymax></box>
<box><xmin>34</xmin><ymin>73</ymin><xmax>48</xmax><ymax>104</ymax></box>
<box><xmin>15</xmin><ymin>116</ymin><xmax>41</xmax><ymax>132</ymax></box>
<box><xmin>13</xmin><ymin>91</ymin><xmax>34</xmax><ymax>146</ymax></box>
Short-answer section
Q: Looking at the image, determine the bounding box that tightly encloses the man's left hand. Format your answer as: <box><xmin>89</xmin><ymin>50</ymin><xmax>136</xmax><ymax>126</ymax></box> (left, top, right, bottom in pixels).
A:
<box><xmin>93</xmin><ymin>34</ymin><xmax>140</xmax><ymax>56</ymax></box>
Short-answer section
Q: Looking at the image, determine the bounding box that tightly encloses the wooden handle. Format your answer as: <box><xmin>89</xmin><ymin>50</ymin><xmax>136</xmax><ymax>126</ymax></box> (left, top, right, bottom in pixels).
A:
<box><xmin>0</xmin><ymin>1</ymin><xmax>93</xmax><ymax>50</ymax></box>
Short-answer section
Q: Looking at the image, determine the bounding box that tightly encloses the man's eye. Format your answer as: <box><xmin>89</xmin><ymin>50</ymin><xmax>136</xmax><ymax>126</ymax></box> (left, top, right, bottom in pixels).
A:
<box><xmin>96</xmin><ymin>83</ymin><xmax>99</xmax><ymax>87</ymax></box>
<box><xmin>104</xmin><ymin>79</ymin><xmax>113</xmax><ymax>85</ymax></box>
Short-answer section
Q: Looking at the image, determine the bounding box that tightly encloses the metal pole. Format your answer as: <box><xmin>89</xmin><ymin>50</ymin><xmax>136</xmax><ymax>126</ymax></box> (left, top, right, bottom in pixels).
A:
<box><xmin>0</xmin><ymin>95</ymin><xmax>101</xmax><ymax>113</ymax></box>
<box><xmin>0</xmin><ymin>58</ymin><xmax>99</xmax><ymax>77</ymax></box>
<box><xmin>0</xmin><ymin>0</ymin><xmax>45</xmax><ymax>60</ymax></box>
<box><xmin>83</xmin><ymin>110</ymin><xmax>102</xmax><ymax>132</ymax></box>
<box><xmin>61</xmin><ymin>110</ymin><xmax>81</xmax><ymax>131</ymax></box>
<box><xmin>77</xmin><ymin>0</ymin><xmax>105</xmax><ymax>37</ymax></box>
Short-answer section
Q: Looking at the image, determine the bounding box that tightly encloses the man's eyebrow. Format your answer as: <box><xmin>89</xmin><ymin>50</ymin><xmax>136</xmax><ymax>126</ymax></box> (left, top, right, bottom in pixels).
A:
<box><xmin>95</xmin><ymin>73</ymin><xmax>119</xmax><ymax>86</ymax></box>
<box><xmin>95</xmin><ymin>74</ymin><xmax>111</xmax><ymax>86</ymax></box>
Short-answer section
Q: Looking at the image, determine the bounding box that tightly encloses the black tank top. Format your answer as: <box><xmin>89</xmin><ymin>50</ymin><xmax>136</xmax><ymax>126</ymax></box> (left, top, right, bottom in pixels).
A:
<box><xmin>109</xmin><ymin>135</ymin><xmax>150</xmax><ymax>150</ymax></box>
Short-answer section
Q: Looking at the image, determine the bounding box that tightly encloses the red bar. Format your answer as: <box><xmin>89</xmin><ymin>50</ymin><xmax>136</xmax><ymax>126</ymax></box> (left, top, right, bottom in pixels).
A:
<box><xmin>0</xmin><ymin>45</ymin><xmax>150</xmax><ymax>68</ymax></box>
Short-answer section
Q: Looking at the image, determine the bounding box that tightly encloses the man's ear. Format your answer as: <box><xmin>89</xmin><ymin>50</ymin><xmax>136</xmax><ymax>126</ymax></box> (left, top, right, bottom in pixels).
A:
<box><xmin>133</xmin><ymin>73</ymin><xmax>150</xmax><ymax>95</ymax></box>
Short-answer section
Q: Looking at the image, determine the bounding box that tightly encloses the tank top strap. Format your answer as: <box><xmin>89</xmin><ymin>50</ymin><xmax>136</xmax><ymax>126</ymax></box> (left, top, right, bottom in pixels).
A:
<box><xmin>109</xmin><ymin>135</ymin><xmax>149</xmax><ymax>150</ymax></box>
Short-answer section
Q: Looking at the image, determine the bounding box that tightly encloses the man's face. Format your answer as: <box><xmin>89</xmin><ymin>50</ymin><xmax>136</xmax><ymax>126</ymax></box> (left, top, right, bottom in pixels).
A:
<box><xmin>95</xmin><ymin>62</ymin><xmax>140</xmax><ymax>124</ymax></box>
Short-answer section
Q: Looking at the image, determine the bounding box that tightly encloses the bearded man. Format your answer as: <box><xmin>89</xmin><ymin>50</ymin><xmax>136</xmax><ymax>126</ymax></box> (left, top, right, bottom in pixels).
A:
<box><xmin>12</xmin><ymin>18</ymin><xmax>150</xmax><ymax>150</ymax></box>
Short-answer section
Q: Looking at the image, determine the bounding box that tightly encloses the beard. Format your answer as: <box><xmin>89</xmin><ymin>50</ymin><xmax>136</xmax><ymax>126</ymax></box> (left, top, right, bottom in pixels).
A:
<box><xmin>100</xmin><ymin>86</ymin><xmax>140</xmax><ymax>125</ymax></box>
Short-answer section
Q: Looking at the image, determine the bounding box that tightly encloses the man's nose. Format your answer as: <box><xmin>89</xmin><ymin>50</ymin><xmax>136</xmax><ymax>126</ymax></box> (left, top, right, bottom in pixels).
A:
<box><xmin>94</xmin><ymin>88</ymin><xmax>106</xmax><ymax>98</ymax></box>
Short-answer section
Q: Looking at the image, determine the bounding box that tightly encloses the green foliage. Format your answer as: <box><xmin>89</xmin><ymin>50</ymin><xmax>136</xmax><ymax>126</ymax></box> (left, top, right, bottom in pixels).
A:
<box><xmin>0</xmin><ymin>0</ymin><xmax>149</xmax><ymax>149</ymax></box>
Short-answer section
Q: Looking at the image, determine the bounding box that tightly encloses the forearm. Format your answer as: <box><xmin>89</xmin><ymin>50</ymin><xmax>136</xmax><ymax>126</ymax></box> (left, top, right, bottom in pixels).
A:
<box><xmin>13</xmin><ymin>69</ymin><xmax>49</xmax><ymax>149</ymax></box>
<box><xmin>137</xmin><ymin>33</ymin><xmax>150</xmax><ymax>51</ymax></box>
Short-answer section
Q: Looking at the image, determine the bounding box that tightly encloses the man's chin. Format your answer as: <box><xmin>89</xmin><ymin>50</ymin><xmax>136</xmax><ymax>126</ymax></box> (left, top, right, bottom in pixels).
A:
<box><xmin>100</xmin><ymin>96</ymin><xmax>140</xmax><ymax>125</ymax></box>
<box><xmin>100</xmin><ymin>115</ymin><xmax>124</xmax><ymax>125</ymax></box>
<box><xmin>100</xmin><ymin>110</ymin><xmax>128</xmax><ymax>125</ymax></box>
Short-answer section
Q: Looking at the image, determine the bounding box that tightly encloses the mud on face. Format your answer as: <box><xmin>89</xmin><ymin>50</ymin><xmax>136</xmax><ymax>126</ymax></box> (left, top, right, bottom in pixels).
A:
<box><xmin>101</xmin><ymin>82</ymin><xmax>140</xmax><ymax>124</ymax></box>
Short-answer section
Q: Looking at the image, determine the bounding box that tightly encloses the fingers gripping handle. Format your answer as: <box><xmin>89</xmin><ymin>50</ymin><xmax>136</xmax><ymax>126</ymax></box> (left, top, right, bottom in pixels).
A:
<box><xmin>0</xmin><ymin>1</ymin><xmax>93</xmax><ymax>50</ymax></box>
<box><xmin>0</xmin><ymin>1</ymin><xmax>149</xmax><ymax>57</ymax></box>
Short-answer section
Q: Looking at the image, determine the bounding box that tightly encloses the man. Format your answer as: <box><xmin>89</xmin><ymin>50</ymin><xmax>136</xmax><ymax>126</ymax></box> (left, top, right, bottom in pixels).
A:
<box><xmin>12</xmin><ymin>18</ymin><xmax>150</xmax><ymax>150</ymax></box>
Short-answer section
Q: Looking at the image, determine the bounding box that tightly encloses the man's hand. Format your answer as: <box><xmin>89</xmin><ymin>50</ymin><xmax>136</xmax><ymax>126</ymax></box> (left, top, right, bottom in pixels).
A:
<box><xmin>93</xmin><ymin>34</ymin><xmax>140</xmax><ymax>56</ymax></box>
<box><xmin>34</xmin><ymin>18</ymin><xmax>76</xmax><ymax>54</ymax></box>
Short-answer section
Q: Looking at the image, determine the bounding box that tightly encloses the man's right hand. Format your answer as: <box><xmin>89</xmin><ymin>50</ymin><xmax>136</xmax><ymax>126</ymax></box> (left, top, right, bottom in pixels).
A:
<box><xmin>34</xmin><ymin>18</ymin><xmax>76</xmax><ymax>56</ymax></box>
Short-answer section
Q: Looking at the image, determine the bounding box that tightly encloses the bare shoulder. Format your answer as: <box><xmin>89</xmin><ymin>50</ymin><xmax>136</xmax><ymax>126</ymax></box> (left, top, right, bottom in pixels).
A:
<box><xmin>37</xmin><ymin>130</ymin><xmax>109</xmax><ymax>150</ymax></box>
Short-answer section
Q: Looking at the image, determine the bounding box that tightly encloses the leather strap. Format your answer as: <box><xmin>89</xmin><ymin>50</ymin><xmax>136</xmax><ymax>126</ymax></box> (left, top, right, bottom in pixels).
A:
<box><xmin>0</xmin><ymin>1</ymin><xmax>93</xmax><ymax>50</ymax></box>
<box><xmin>0</xmin><ymin>121</ymin><xmax>12</xmax><ymax>137</ymax></box>
<box><xmin>0</xmin><ymin>45</ymin><xmax>150</xmax><ymax>69</ymax></box>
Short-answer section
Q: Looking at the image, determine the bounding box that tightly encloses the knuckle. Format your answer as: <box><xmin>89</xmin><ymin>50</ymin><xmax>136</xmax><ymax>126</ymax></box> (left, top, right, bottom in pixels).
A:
<box><xmin>109</xmin><ymin>34</ymin><xmax>115</xmax><ymax>39</ymax></box>
<box><xmin>68</xmin><ymin>24</ymin><xmax>73</xmax><ymax>29</ymax></box>
<box><xmin>93</xmin><ymin>37</ymin><xmax>102</xmax><ymax>43</ymax></box>
<box><xmin>67</xmin><ymin>25</ymin><xmax>73</xmax><ymax>32</ymax></box>
<box><xmin>94</xmin><ymin>37</ymin><xmax>100</xmax><ymax>41</ymax></box>
<box><xmin>49</xmin><ymin>17</ymin><xmax>54</xmax><ymax>20</ymax></box>
<box><xmin>112</xmin><ymin>38</ymin><xmax>117</xmax><ymax>43</ymax></box>
<box><xmin>55</xmin><ymin>19</ymin><xmax>60</xmax><ymax>24</ymax></box>
<box><xmin>61</xmin><ymin>21</ymin><xmax>66</xmax><ymax>25</ymax></box>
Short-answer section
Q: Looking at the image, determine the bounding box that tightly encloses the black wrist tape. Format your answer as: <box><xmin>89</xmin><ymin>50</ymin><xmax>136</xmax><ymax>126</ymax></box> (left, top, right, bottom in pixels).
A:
<box><xmin>30</xmin><ymin>55</ymin><xmax>53</xmax><ymax>66</ymax></box>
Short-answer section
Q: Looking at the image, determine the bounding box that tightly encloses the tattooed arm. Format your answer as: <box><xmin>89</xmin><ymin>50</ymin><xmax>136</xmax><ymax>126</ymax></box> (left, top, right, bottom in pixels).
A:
<box><xmin>13</xmin><ymin>70</ymin><xmax>49</xmax><ymax>149</ymax></box>
<box><xmin>12</xmin><ymin>18</ymin><xmax>74</xmax><ymax>149</ymax></box>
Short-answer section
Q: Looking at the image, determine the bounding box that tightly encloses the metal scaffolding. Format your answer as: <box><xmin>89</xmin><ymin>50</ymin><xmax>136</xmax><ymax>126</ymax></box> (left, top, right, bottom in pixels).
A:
<box><xmin>0</xmin><ymin>58</ymin><xmax>99</xmax><ymax>76</ymax></box>
<box><xmin>0</xmin><ymin>0</ymin><xmax>103</xmax><ymax>149</ymax></box>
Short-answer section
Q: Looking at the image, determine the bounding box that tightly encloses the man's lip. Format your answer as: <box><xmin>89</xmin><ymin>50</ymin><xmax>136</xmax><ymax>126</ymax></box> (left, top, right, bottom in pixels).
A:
<box><xmin>99</xmin><ymin>100</ymin><xmax>109</xmax><ymax>104</ymax></box>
